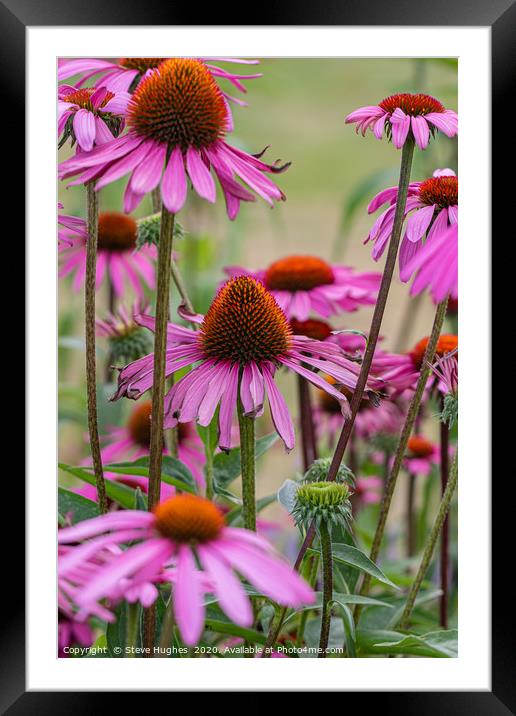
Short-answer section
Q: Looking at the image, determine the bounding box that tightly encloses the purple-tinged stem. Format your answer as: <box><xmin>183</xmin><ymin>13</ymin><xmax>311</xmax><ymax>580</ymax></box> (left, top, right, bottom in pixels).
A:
<box><xmin>318</xmin><ymin>521</ymin><xmax>333</xmax><ymax>658</ymax></box>
<box><xmin>85</xmin><ymin>182</ymin><xmax>107</xmax><ymax>515</ymax></box>
<box><xmin>354</xmin><ymin>297</ymin><xmax>449</xmax><ymax>623</ymax></box>
<box><xmin>439</xmin><ymin>396</ymin><xmax>450</xmax><ymax>628</ymax></box>
<box><xmin>297</xmin><ymin>374</ymin><xmax>318</xmax><ymax>472</ymax></box>
<box><xmin>262</xmin><ymin>137</ymin><xmax>415</xmax><ymax>656</ymax></box>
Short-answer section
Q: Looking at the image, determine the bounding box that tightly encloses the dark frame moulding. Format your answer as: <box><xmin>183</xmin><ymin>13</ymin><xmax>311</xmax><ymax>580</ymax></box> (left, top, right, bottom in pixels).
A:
<box><xmin>5</xmin><ymin>0</ymin><xmax>508</xmax><ymax>709</ymax></box>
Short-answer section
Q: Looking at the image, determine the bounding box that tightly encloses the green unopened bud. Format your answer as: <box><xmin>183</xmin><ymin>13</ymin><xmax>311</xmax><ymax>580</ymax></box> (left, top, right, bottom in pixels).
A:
<box><xmin>136</xmin><ymin>213</ymin><xmax>185</xmax><ymax>250</ymax></box>
<box><xmin>303</xmin><ymin>457</ymin><xmax>354</xmax><ymax>487</ymax></box>
<box><xmin>109</xmin><ymin>328</ymin><xmax>152</xmax><ymax>365</ymax></box>
<box><xmin>292</xmin><ymin>481</ymin><xmax>352</xmax><ymax>532</ymax></box>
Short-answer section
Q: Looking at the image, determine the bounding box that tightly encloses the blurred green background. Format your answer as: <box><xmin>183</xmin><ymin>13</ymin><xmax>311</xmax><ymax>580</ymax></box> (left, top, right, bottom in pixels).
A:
<box><xmin>58</xmin><ymin>57</ymin><xmax>457</xmax><ymax>546</ymax></box>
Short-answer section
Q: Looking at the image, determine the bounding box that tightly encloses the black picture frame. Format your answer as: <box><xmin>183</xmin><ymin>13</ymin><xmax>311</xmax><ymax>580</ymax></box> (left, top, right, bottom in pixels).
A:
<box><xmin>5</xmin><ymin>0</ymin><xmax>507</xmax><ymax>708</ymax></box>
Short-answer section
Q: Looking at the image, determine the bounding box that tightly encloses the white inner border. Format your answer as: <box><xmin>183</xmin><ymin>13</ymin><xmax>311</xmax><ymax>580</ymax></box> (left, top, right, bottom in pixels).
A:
<box><xmin>27</xmin><ymin>26</ymin><xmax>491</xmax><ymax>691</ymax></box>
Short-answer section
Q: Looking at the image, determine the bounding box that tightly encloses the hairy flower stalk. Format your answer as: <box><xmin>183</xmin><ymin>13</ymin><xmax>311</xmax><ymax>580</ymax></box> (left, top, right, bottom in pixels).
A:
<box><xmin>439</xmin><ymin>397</ymin><xmax>450</xmax><ymax>628</ymax></box>
<box><xmin>85</xmin><ymin>183</ymin><xmax>107</xmax><ymax>514</ymax></box>
<box><xmin>399</xmin><ymin>448</ymin><xmax>458</xmax><ymax>629</ymax></box>
<box><xmin>318</xmin><ymin>520</ymin><xmax>333</xmax><ymax>658</ymax></box>
<box><xmin>297</xmin><ymin>374</ymin><xmax>318</xmax><ymax>471</ymax></box>
<box><xmin>407</xmin><ymin>472</ymin><xmax>417</xmax><ymax>558</ymax></box>
<box><xmin>237</xmin><ymin>382</ymin><xmax>256</xmax><ymax>532</ymax></box>
<box><xmin>143</xmin><ymin>206</ymin><xmax>175</xmax><ymax>655</ymax></box>
<box><xmin>355</xmin><ymin>297</ymin><xmax>449</xmax><ymax>620</ymax></box>
<box><xmin>262</xmin><ymin>139</ymin><xmax>415</xmax><ymax>654</ymax></box>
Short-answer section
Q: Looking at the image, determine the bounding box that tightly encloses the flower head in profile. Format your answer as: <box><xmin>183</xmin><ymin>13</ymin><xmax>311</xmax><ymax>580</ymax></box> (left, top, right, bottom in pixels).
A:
<box><xmin>59</xmin><ymin>211</ymin><xmax>155</xmax><ymax>298</ymax></box>
<box><xmin>366</xmin><ymin>169</ymin><xmax>458</xmax><ymax>282</ymax></box>
<box><xmin>429</xmin><ymin>347</ymin><xmax>458</xmax><ymax>427</ymax></box>
<box><xmin>345</xmin><ymin>93</ymin><xmax>458</xmax><ymax>149</ymax></box>
<box><xmin>59</xmin><ymin>59</ymin><xmax>288</xmax><ymax>218</ymax></box>
<box><xmin>58</xmin><ymin>85</ymin><xmax>130</xmax><ymax>151</ymax></box>
<box><xmin>405</xmin><ymin>223</ymin><xmax>458</xmax><ymax>304</ymax></box>
<box><xmin>404</xmin><ymin>435</ymin><xmax>439</xmax><ymax>476</ymax></box>
<box><xmin>225</xmin><ymin>257</ymin><xmax>381</xmax><ymax>321</ymax></box>
<box><xmin>112</xmin><ymin>276</ymin><xmax>382</xmax><ymax>451</ymax></box>
<box><xmin>58</xmin><ymin>494</ymin><xmax>315</xmax><ymax>645</ymax></box>
<box><xmin>96</xmin><ymin>300</ymin><xmax>153</xmax><ymax>365</ymax></box>
<box><xmin>58</xmin><ymin>203</ymin><xmax>87</xmax><ymax>246</ymax></box>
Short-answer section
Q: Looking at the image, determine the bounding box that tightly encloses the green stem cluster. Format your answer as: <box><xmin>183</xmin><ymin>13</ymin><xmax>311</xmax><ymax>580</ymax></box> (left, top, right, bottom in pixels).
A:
<box><xmin>237</xmin><ymin>385</ymin><xmax>256</xmax><ymax>532</ymax></box>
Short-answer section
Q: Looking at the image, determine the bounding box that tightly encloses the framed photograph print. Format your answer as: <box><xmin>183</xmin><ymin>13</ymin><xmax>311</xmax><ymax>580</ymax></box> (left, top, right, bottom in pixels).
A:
<box><xmin>4</xmin><ymin>0</ymin><xmax>509</xmax><ymax>707</ymax></box>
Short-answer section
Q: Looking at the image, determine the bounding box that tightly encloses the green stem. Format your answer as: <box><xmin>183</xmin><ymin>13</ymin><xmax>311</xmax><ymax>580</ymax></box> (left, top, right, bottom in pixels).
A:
<box><xmin>355</xmin><ymin>297</ymin><xmax>449</xmax><ymax>621</ymax></box>
<box><xmin>398</xmin><ymin>449</ymin><xmax>458</xmax><ymax>629</ymax></box>
<box><xmin>297</xmin><ymin>554</ymin><xmax>320</xmax><ymax>647</ymax></box>
<box><xmin>262</xmin><ymin>139</ymin><xmax>416</xmax><ymax>654</ymax></box>
<box><xmin>439</xmin><ymin>398</ymin><xmax>450</xmax><ymax>628</ymax></box>
<box><xmin>85</xmin><ymin>183</ymin><xmax>107</xmax><ymax>515</ymax></box>
<box><xmin>144</xmin><ymin>207</ymin><xmax>174</xmax><ymax>657</ymax></box>
<box><xmin>318</xmin><ymin>522</ymin><xmax>333</xmax><ymax>658</ymax></box>
<box><xmin>205</xmin><ymin>447</ymin><xmax>214</xmax><ymax>501</ymax></box>
<box><xmin>237</xmin><ymin>378</ymin><xmax>256</xmax><ymax>532</ymax></box>
<box><xmin>147</xmin><ymin>207</ymin><xmax>175</xmax><ymax>510</ymax></box>
<box><xmin>125</xmin><ymin>602</ymin><xmax>140</xmax><ymax>658</ymax></box>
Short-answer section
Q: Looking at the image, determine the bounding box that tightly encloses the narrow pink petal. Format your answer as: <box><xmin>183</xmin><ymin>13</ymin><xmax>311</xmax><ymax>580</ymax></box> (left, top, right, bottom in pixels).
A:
<box><xmin>411</xmin><ymin>116</ymin><xmax>430</xmax><ymax>150</ymax></box>
<box><xmin>198</xmin><ymin>544</ymin><xmax>253</xmax><ymax>627</ymax></box>
<box><xmin>186</xmin><ymin>147</ymin><xmax>216</xmax><ymax>203</ymax></box>
<box><xmin>161</xmin><ymin>147</ymin><xmax>187</xmax><ymax>214</ymax></box>
<box><xmin>406</xmin><ymin>204</ymin><xmax>435</xmax><ymax>243</ymax></box>
<box><xmin>262</xmin><ymin>365</ymin><xmax>295</xmax><ymax>450</ymax></box>
<box><xmin>73</xmin><ymin>109</ymin><xmax>96</xmax><ymax>152</ymax></box>
<box><xmin>174</xmin><ymin>545</ymin><xmax>205</xmax><ymax>646</ymax></box>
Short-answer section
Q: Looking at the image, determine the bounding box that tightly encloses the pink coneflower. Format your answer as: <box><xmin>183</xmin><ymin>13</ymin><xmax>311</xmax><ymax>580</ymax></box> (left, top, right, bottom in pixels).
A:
<box><xmin>345</xmin><ymin>93</ymin><xmax>458</xmax><ymax>150</ymax></box>
<box><xmin>429</xmin><ymin>346</ymin><xmax>458</xmax><ymax>396</ymax></box>
<box><xmin>404</xmin><ymin>435</ymin><xmax>439</xmax><ymax>477</ymax></box>
<box><xmin>112</xmin><ymin>276</ymin><xmax>382</xmax><ymax>451</ymax></box>
<box><xmin>405</xmin><ymin>222</ymin><xmax>458</xmax><ymax>303</ymax></box>
<box><xmin>58</xmin><ymin>494</ymin><xmax>315</xmax><ymax>646</ymax></box>
<box><xmin>225</xmin><ymin>257</ymin><xmax>381</xmax><ymax>321</ymax></box>
<box><xmin>375</xmin><ymin>334</ymin><xmax>458</xmax><ymax>393</ymax></box>
<box><xmin>57</xmin><ymin>57</ymin><xmax>262</xmax><ymax>107</ymax></box>
<box><xmin>58</xmin><ymin>203</ymin><xmax>87</xmax><ymax>247</ymax></box>
<box><xmin>77</xmin><ymin>400</ymin><xmax>205</xmax><ymax>506</ymax></box>
<box><xmin>58</xmin><ymin>85</ymin><xmax>130</xmax><ymax>151</ymax></box>
<box><xmin>59</xmin><ymin>211</ymin><xmax>155</xmax><ymax>298</ymax></box>
<box><xmin>59</xmin><ymin>59</ymin><xmax>288</xmax><ymax>218</ymax></box>
<box><xmin>314</xmin><ymin>375</ymin><xmax>405</xmax><ymax>447</ymax></box>
<box><xmin>366</xmin><ymin>170</ymin><xmax>458</xmax><ymax>282</ymax></box>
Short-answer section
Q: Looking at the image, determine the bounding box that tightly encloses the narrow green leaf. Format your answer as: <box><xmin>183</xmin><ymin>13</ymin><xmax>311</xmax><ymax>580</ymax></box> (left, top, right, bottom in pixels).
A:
<box><xmin>58</xmin><ymin>487</ymin><xmax>99</xmax><ymax>524</ymax></box>
<box><xmin>309</xmin><ymin>543</ymin><xmax>398</xmax><ymax>590</ymax></box>
<box><xmin>204</xmin><ymin>619</ymin><xmax>267</xmax><ymax>646</ymax></box>
<box><xmin>59</xmin><ymin>463</ymin><xmax>144</xmax><ymax>510</ymax></box>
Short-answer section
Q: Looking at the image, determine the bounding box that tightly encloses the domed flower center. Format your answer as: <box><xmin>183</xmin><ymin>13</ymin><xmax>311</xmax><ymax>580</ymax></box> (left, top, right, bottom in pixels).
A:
<box><xmin>290</xmin><ymin>318</ymin><xmax>332</xmax><ymax>341</ymax></box>
<box><xmin>410</xmin><ymin>334</ymin><xmax>458</xmax><ymax>369</ymax></box>
<box><xmin>265</xmin><ymin>256</ymin><xmax>335</xmax><ymax>292</ymax></box>
<box><xmin>200</xmin><ymin>276</ymin><xmax>292</xmax><ymax>365</ymax></box>
<box><xmin>127</xmin><ymin>58</ymin><xmax>228</xmax><ymax>149</ymax></box>
<box><xmin>120</xmin><ymin>57</ymin><xmax>167</xmax><ymax>73</ymax></box>
<box><xmin>127</xmin><ymin>400</ymin><xmax>152</xmax><ymax>447</ymax></box>
<box><xmin>419</xmin><ymin>176</ymin><xmax>458</xmax><ymax>208</ymax></box>
<box><xmin>63</xmin><ymin>87</ymin><xmax>115</xmax><ymax>113</ymax></box>
<box><xmin>98</xmin><ymin>212</ymin><xmax>137</xmax><ymax>252</ymax></box>
<box><xmin>154</xmin><ymin>494</ymin><xmax>225</xmax><ymax>543</ymax></box>
<box><xmin>379</xmin><ymin>93</ymin><xmax>445</xmax><ymax>116</ymax></box>
<box><xmin>407</xmin><ymin>435</ymin><xmax>434</xmax><ymax>458</ymax></box>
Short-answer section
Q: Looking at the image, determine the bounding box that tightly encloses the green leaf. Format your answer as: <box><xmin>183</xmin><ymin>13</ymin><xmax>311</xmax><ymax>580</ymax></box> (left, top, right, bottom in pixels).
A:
<box><xmin>204</xmin><ymin>619</ymin><xmax>267</xmax><ymax>646</ymax></box>
<box><xmin>59</xmin><ymin>463</ymin><xmax>144</xmax><ymax>510</ymax></box>
<box><xmin>372</xmin><ymin>629</ymin><xmax>458</xmax><ymax>658</ymax></box>
<box><xmin>283</xmin><ymin>591</ymin><xmax>392</xmax><ymax>626</ymax></box>
<box><xmin>58</xmin><ymin>487</ymin><xmax>99</xmax><ymax>524</ymax></box>
<box><xmin>309</xmin><ymin>543</ymin><xmax>398</xmax><ymax>590</ymax></box>
<box><xmin>103</xmin><ymin>455</ymin><xmax>197</xmax><ymax>493</ymax></box>
<box><xmin>213</xmin><ymin>433</ymin><xmax>278</xmax><ymax>491</ymax></box>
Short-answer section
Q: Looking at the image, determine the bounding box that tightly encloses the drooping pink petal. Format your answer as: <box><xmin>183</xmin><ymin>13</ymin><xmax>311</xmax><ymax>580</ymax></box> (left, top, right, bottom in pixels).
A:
<box><xmin>198</xmin><ymin>544</ymin><xmax>253</xmax><ymax>627</ymax></box>
<box><xmin>186</xmin><ymin>147</ymin><xmax>216</xmax><ymax>203</ymax></box>
<box><xmin>262</xmin><ymin>365</ymin><xmax>295</xmax><ymax>451</ymax></box>
<box><xmin>174</xmin><ymin>545</ymin><xmax>205</xmax><ymax>646</ymax></box>
<box><xmin>73</xmin><ymin>109</ymin><xmax>96</xmax><ymax>152</ymax></box>
<box><xmin>161</xmin><ymin>147</ymin><xmax>187</xmax><ymax>214</ymax></box>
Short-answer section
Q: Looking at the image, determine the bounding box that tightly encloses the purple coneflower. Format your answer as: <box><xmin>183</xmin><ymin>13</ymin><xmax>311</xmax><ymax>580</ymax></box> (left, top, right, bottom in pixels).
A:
<box><xmin>345</xmin><ymin>93</ymin><xmax>458</xmax><ymax>150</ymax></box>
<box><xmin>225</xmin><ymin>257</ymin><xmax>381</xmax><ymax>321</ymax></box>
<box><xmin>58</xmin><ymin>494</ymin><xmax>315</xmax><ymax>646</ymax></box>
<box><xmin>58</xmin><ymin>85</ymin><xmax>130</xmax><ymax>151</ymax></box>
<box><xmin>405</xmin><ymin>435</ymin><xmax>439</xmax><ymax>477</ymax></box>
<box><xmin>59</xmin><ymin>211</ymin><xmax>155</xmax><ymax>298</ymax></box>
<box><xmin>112</xmin><ymin>276</ymin><xmax>382</xmax><ymax>451</ymax></box>
<box><xmin>366</xmin><ymin>169</ymin><xmax>458</xmax><ymax>282</ymax></box>
<box><xmin>406</xmin><ymin>222</ymin><xmax>458</xmax><ymax>303</ymax></box>
<box><xmin>58</xmin><ymin>58</ymin><xmax>288</xmax><ymax>218</ymax></box>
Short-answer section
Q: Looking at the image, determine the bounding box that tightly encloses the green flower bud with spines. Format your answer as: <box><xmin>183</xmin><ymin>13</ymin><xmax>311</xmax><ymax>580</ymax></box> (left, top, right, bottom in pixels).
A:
<box><xmin>440</xmin><ymin>393</ymin><xmax>458</xmax><ymax>428</ymax></box>
<box><xmin>109</xmin><ymin>328</ymin><xmax>152</xmax><ymax>365</ymax></box>
<box><xmin>292</xmin><ymin>481</ymin><xmax>352</xmax><ymax>533</ymax></box>
<box><xmin>303</xmin><ymin>457</ymin><xmax>355</xmax><ymax>488</ymax></box>
<box><xmin>136</xmin><ymin>213</ymin><xmax>185</xmax><ymax>250</ymax></box>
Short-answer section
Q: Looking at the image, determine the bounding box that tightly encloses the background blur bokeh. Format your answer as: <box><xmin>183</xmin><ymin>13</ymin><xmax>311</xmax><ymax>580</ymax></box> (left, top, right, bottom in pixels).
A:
<box><xmin>58</xmin><ymin>58</ymin><xmax>457</xmax><ymax>558</ymax></box>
